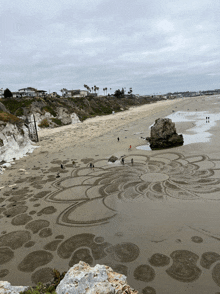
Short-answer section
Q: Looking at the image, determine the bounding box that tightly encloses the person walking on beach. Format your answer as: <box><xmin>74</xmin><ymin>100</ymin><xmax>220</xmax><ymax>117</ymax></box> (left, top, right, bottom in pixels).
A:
<box><xmin>121</xmin><ymin>158</ymin><xmax>124</xmax><ymax>165</ymax></box>
<box><xmin>129</xmin><ymin>145</ymin><xmax>131</xmax><ymax>150</ymax></box>
<box><xmin>117</xmin><ymin>137</ymin><xmax>120</xmax><ymax>142</ymax></box>
<box><xmin>131</xmin><ymin>158</ymin><xmax>133</xmax><ymax>165</ymax></box>
<box><xmin>92</xmin><ymin>164</ymin><xmax>94</xmax><ymax>170</ymax></box>
<box><xmin>89</xmin><ymin>163</ymin><xmax>93</xmax><ymax>168</ymax></box>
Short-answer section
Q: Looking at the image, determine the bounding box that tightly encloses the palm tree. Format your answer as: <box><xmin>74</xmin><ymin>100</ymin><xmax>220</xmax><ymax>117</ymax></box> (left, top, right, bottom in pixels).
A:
<box><xmin>103</xmin><ymin>87</ymin><xmax>108</xmax><ymax>95</ymax></box>
<box><xmin>128</xmin><ymin>87</ymin><xmax>133</xmax><ymax>95</ymax></box>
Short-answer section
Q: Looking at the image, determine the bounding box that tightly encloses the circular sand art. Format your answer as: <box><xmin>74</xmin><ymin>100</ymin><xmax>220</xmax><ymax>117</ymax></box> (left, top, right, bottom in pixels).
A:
<box><xmin>45</xmin><ymin>152</ymin><xmax>220</xmax><ymax>226</ymax></box>
<box><xmin>1</xmin><ymin>152</ymin><xmax>220</xmax><ymax>292</ymax></box>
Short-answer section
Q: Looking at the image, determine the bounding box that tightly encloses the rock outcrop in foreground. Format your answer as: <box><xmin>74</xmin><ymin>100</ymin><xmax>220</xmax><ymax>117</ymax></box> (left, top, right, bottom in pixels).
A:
<box><xmin>0</xmin><ymin>262</ymin><xmax>138</xmax><ymax>294</ymax></box>
<box><xmin>149</xmin><ymin>118</ymin><xmax>183</xmax><ymax>150</ymax></box>
<box><xmin>56</xmin><ymin>262</ymin><xmax>138</xmax><ymax>294</ymax></box>
<box><xmin>0</xmin><ymin>281</ymin><xmax>28</xmax><ymax>294</ymax></box>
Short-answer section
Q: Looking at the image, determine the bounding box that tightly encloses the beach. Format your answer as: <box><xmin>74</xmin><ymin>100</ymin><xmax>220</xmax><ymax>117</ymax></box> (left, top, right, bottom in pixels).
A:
<box><xmin>1</xmin><ymin>95</ymin><xmax>220</xmax><ymax>294</ymax></box>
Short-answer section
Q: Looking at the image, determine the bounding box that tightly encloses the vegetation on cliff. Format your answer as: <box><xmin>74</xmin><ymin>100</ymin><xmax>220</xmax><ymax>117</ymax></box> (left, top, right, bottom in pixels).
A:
<box><xmin>0</xmin><ymin>95</ymin><xmax>165</xmax><ymax>127</ymax></box>
<box><xmin>0</xmin><ymin>111</ymin><xmax>23</xmax><ymax>125</ymax></box>
<box><xmin>19</xmin><ymin>269</ymin><xmax>66</xmax><ymax>294</ymax></box>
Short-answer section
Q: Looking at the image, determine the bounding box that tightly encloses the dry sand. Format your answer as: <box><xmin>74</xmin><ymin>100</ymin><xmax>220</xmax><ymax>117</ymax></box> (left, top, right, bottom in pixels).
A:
<box><xmin>1</xmin><ymin>95</ymin><xmax>220</xmax><ymax>294</ymax></box>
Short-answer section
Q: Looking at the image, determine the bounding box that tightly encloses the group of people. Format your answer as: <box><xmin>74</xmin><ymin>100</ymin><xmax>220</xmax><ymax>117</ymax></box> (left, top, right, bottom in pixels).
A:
<box><xmin>88</xmin><ymin>137</ymin><xmax>134</xmax><ymax>170</ymax></box>
<box><xmin>117</xmin><ymin>137</ymin><xmax>134</xmax><ymax>165</ymax></box>
<box><xmin>89</xmin><ymin>163</ymin><xmax>95</xmax><ymax>169</ymax></box>
<box><xmin>121</xmin><ymin>157</ymin><xmax>133</xmax><ymax>165</ymax></box>
<box><xmin>117</xmin><ymin>137</ymin><xmax>132</xmax><ymax>150</ymax></box>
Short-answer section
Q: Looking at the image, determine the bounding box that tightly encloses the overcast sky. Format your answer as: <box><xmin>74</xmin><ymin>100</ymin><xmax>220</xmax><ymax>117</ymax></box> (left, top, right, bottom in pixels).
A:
<box><xmin>1</xmin><ymin>0</ymin><xmax>220</xmax><ymax>95</ymax></box>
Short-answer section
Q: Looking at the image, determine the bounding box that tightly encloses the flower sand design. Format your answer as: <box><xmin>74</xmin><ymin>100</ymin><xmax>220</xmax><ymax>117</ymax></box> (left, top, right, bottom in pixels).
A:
<box><xmin>46</xmin><ymin>152</ymin><xmax>220</xmax><ymax>227</ymax></box>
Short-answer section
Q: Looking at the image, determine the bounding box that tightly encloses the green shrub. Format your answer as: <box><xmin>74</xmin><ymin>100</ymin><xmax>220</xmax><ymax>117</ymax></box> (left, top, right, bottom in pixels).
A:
<box><xmin>51</xmin><ymin>118</ymin><xmax>62</xmax><ymax>126</ymax></box>
<box><xmin>38</xmin><ymin>118</ymin><xmax>49</xmax><ymax>128</ymax></box>
<box><xmin>1</xmin><ymin>99</ymin><xmax>34</xmax><ymax>114</ymax></box>
<box><xmin>81</xmin><ymin>115</ymin><xmax>89</xmax><ymax>121</ymax></box>
<box><xmin>0</xmin><ymin>112</ymin><xmax>22</xmax><ymax>125</ymax></box>
<box><xmin>43</xmin><ymin>106</ymin><xmax>56</xmax><ymax>117</ymax></box>
<box><xmin>19</xmin><ymin>269</ymin><xmax>66</xmax><ymax>294</ymax></box>
<box><xmin>16</xmin><ymin>108</ymin><xmax>24</xmax><ymax>116</ymax></box>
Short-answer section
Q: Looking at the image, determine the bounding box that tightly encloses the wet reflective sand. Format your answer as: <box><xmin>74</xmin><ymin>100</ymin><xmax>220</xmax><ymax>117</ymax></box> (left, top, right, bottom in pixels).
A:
<box><xmin>1</xmin><ymin>95</ymin><xmax>220</xmax><ymax>293</ymax></box>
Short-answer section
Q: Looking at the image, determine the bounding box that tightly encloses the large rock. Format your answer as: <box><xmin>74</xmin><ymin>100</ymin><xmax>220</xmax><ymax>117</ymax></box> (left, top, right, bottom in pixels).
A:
<box><xmin>57</xmin><ymin>107</ymin><xmax>72</xmax><ymax>125</ymax></box>
<box><xmin>0</xmin><ymin>281</ymin><xmax>28</xmax><ymax>294</ymax></box>
<box><xmin>149</xmin><ymin>118</ymin><xmax>183</xmax><ymax>149</ymax></box>
<box><xmin>108</xmin><ymin>155</ymin><xmax>118</xmax><ymax>162</ymax></box>
<box><xmin>56</xmin><ymin>261</ymin><xmax>138</xmax><ymax>294</ymax></box>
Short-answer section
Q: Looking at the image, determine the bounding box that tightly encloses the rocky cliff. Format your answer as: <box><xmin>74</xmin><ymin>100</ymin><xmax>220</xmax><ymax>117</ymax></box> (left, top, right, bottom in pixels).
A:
<box><xmin>0</xmin><ymin>95</ymin><xmax>165</xmax><ymax>128</ymax></box>
<box><xmin>0</xmin><ymin>112</ymin><xmax>38</xmax><ymax>172</ymax></box>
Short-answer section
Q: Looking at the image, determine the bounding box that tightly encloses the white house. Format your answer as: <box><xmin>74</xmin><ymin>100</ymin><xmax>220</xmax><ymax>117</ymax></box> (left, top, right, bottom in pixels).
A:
<box><xmin>60</xmin><ymin>88</ymin><xmax>88</xmax><ymax>98</ymax></box>
<box><xmin>0</xmin><ymin>88</ymin><xmax>4</xmax><ymax>98</ymax></box>
<box><xmin>36</xmin><ymin>90</ymin><xmax>47</xmax><ymax>97</ymax></box>
<box><xmin>17</xmin><ymin>87</ymin><xmax>47</xmax><ymax>97</ymax></box>
<box><xmin>18</xmin><ymin>87</ymin><xmax>37</xmax><ymax>97</ymax></box>
<box><xmin>12</xmin><ymin>92</ymin><xmax>22</xmax><ymax>98</ymax></box>
<box><xmin>49</xmin><ymin>92</ymin><xmax>58</xmax><ymax>98</ymax></box>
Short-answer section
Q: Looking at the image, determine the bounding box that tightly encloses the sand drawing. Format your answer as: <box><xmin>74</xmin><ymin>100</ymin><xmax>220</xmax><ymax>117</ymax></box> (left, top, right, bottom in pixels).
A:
<box><xmin>44</xmin><ymin>152</ymin><xmax>220</xmax><ymax>227</ymax></box>
<box><xmin>1</xmin><ymin>151</ymin><xmax>220</xmax><ymax>292</ymax></box>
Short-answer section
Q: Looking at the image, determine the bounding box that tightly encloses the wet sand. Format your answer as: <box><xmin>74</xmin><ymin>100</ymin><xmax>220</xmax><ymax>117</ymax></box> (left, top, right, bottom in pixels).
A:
<box><xmin>1</xmin><ymin>95</ymin><xmax>220</xmax><ymax>293</ymax></box>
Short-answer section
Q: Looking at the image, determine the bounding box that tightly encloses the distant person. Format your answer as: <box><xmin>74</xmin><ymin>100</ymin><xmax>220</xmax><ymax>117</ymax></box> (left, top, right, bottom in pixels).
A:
<box><xmin>92</xmin><ymin>164</ymin><xmax>94</xmax><ymax>170</ymax></box>
<box><xmin>129</xmin><ymin>145</ymin><xmax>131</xmax><ymax>150</ymax></box>
<box><xmin>89</xmin><ymin>163</ymin><xmax>93</xmax><ymax>168</ymax></box>
<box><xmin>121</xmin><ymin>158</ymin><xmax>124</xmax><ymax>165</ymax></box>
<box><xmin>117</xmin><ymin>137</ymin><xmax>120</xmax><ymax>142</ymax></box>
<box><xmin>131</xmin><ymin>158</ymin><xmax>133</xmax><ymax>165</ymax></box>
<box><xmin>61</xmin><ymin>164</ymin><xmax>64</xmax><ymax>169</ymax></box>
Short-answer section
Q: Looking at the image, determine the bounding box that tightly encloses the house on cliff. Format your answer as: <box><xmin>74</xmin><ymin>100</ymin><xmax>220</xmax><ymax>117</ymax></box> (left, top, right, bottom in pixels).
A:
<box><xmin>48</xmin><ymin>92</ymin><xmax>58</xmax><ymax>98</ymax></box>
<box><xmin>60</xmin><ymin>88</ymin><xmax>89</xmax><ymax>98</ymax></box>
<box><xmin>17</xmin><ymin>87</ymin><xmax>47</xmax><ymax>98</ymax></box>
<box><xmin>0</xmin><ymin>88</ymin><xmax>4</xmax><ymax>98</ymax></box>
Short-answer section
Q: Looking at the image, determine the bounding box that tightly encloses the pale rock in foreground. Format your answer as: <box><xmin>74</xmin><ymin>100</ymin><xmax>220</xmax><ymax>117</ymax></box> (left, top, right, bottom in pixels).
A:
<box><xmin>0</xmin><ymin>281</ymin><xmax>28</xmax><ymax>294</ymax></box>
<box><xmin>56</xmin><ymin>261</ymin><xmax>138</xmax><ymax>294</ymax></box>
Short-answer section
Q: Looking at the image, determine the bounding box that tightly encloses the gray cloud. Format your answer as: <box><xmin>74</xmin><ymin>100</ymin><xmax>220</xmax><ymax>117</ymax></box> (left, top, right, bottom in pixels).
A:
<box><xmin>0</xmin><ymin>0</ymin><xmax>220</xmax><ymax>95</ymax></box>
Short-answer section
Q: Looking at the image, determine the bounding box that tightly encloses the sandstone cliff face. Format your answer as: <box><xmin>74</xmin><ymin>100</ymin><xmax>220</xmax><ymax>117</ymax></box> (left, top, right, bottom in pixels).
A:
<box><xmin>0</xmin><ymin>95</ymin><xmax>165</xmax><ymax>126</ymax></box>
<box><xmin>0</xmin><ymin>121</ymin><xmax>38</xmax><ymax>171</ymax></box>
<box><xmin>20</xmin><ymin>110</ymin><xmax>81</xmax><ymax>132</ymax></box>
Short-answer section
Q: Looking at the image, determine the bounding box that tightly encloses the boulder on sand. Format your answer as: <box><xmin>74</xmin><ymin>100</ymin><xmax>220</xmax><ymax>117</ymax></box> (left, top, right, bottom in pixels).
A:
<box><xmin>108</xmin><ymin>155</ymin><xmax>118</xmax><ymax>162</ymax></box>
<box><xmin>149</xmin><ymin>118</ymin><xmax>183</xmax><ymax>150</ymax></box>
